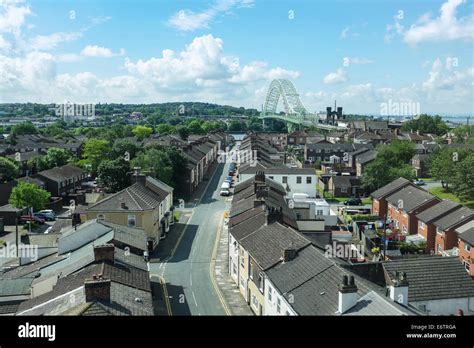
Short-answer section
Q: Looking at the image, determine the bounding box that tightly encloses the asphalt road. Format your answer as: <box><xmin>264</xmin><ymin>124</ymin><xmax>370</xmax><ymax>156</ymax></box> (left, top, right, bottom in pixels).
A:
<box><xmin>150</xmin><ymin>161</ymin><xmax>231</xmax><ymax>315</ymax></box>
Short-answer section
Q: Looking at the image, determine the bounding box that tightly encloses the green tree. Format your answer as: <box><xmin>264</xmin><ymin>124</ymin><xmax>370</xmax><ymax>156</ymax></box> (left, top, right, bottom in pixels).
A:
<box><xmin>187</xmin><ymin>120</ymin><xmax>204</xmax><ymax>134</ymax></box>
<box><xmin>0</xmin><ymin>157</ymin><xmax>19</xmax><ymax>182</ymax></box>
<box><xmin>82</xmin><ymin>138</ymin><xmax>111</xmax><ymax>173</ymax></box>
<box><xmin>176</xmin><ymin>125</ymin><xmax>190</xmax><ymax>140</ymax></box>
<box><xmin>401</xmin><ymin>114</ymin><xmax>449</xmax><ymax>136</ymax></box>
<box><xmin>132</xmin><ymin>125</ymin><xmax>153</xmax><ymax>140</ymax></box>
<box><xmin>42</xmin><ymin>148</ymin><xmax>72</xmax><ymax>169</ymax></box>
<box><xmin>97</xmin><ymin>158</ymin><xmax>131</xmax><ymax>193</ymax></box>
<box><xmin>9</xmin><ymin>182</ymin><xmax>51</xmax><ymax>211</ymax></box>
<box><xmin>451</xmin><ymin>153</ymin><xmax>474</xmax><ymax>202</ymax></box>
<box><xmin>113</xmin><ymin>139</ymin><xmax>140</xmax><ymax>160</ymax></box>
<box><xmin>429</xmin><ymin>148</ymin><xmax>469</xmax><ymax>189</ymax></box>
<box><xmin>156</xmin><ymin>123</ymin><xmax>175</xmax><ymax>134</ymax></box>
<box><xmin>11</xmin><ymin>121</ymin><xmax>38</xmax><ymax>136</ymax></box>
<box><xmin>132</xmin><ymin>149</ymin><xmax>173</xmax><ymax>185</ymax></box>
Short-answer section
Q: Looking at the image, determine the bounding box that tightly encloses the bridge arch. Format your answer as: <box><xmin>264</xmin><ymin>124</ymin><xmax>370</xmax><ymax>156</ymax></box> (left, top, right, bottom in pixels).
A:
<box><xmin>263</xmin><ymin>79</ymin><xmax>307</xmax><ymax>117</ymax></box>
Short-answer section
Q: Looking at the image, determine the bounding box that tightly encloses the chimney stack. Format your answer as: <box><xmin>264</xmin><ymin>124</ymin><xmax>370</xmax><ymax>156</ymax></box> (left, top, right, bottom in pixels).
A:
<box><xmin>282</xmin><ymin>248</ymin><xmax>296</xmax><ymax>262</ymax></box>
<box><xmin>389</xmin><ymin>271</ymin><xmax>409</xmax><ymax>306</ymax></box>
<box><xmin>93</xmin><ymin>244</ymin><xmax>115</xmax><ymax>263</ymax></box>
<box><xmin>84</xmin><ymin>277</ymin><xmax>111</xmax><ymax>303</ymax></box>
<box><xmin>338</xmin><ymin>275</ymin><xmax>359</xmax><ymax>314</ymax></box>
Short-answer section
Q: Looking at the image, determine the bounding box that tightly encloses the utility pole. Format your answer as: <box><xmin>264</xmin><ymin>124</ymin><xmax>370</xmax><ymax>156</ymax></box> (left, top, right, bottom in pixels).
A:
<box><xmin>382</xmin><ymin>213</ymin><xmax>387</xmax><ymax>261</ymax></box>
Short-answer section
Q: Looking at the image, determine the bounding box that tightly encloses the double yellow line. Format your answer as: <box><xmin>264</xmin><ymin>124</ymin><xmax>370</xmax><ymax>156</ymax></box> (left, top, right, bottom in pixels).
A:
<box><xmin>159</xmin><ymin>275</ymin><xmax>172</xmax><ymax>316</ymax></box>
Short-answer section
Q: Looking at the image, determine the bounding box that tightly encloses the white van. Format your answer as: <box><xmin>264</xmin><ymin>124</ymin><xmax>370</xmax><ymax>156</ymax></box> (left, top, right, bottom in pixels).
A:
<box><xmin>221</xmin><ymin>182</ymin><xmax>230</xmax><ymax>190</ymax></box>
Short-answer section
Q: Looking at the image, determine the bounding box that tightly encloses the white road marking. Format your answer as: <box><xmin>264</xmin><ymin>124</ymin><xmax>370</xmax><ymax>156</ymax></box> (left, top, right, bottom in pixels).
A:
<box><xmin>190</xmin><ymin>274</ymin><xmax>193</xmax><ymax>286</ymax></box>
<box><xmin>192</xmin><ymin>291</ymin><xmax>198</xmax><ymax>307</ymax></box>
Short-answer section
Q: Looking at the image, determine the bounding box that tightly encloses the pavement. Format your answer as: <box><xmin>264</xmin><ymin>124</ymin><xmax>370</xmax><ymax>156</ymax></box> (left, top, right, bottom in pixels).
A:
<box><xmin>149</xmin><ymin>160</ymin><xmax>233</xmax><ymax>315</ymax></box>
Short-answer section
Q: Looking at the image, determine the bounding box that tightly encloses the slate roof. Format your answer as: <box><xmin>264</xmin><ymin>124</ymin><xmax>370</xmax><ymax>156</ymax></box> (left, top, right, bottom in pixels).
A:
<box><xmin>37</xmin><ymin>164</ymin><xmax>85</xmax><ymax>182</ymax></box>
<box><xmin>458</xmin><ymin>227</ymin><xmax>474</xmax><ymax>245</ymax></box>
<box><xmin>343</xmin><ymin>291</ymin><xmax>412</xmax><ymax>316</ymax></box>
<box><xmin>0</xmin><ymin>278</ymin><xmax>34</xmax><ymax>296</ymax></box>
<box><xmin>386</xmin><ymin>186</ymin><xmax>437</xmax><ymax>213</ymax></box>
<box><xmin>230</xmin><ymin>195</ymin><xmax>257</xmax><ymax>217</ymax></box>
<box><xmin>356</xmin><ymin>150</ymin><xmax>377</xmax><ymax>164</ymax></box>
<box><xmin>433</xmin><ymin>207</ymin><xmax>474</xmax><ymax>231</ymax></box>
<box><xmin>0</xmin><ymin>301</ymin><xmax>21</xmax><ymax>314</ymax></box>
<box><xmin>265</xmin><ymin>245</ymin><xmax>333</xmax><ymax>294</ymax></box>
<box><xmin>239</xmin><ymin>222</ymin><xmax>311</xmax><ymax>270</ymax></box>
<box><xmin>229</xmin><ymin>205</ymin><xmax>265</xmax><ymax>227</ymax></box>
<box><xmin>86</xmin><ymin>177</ymin><xmax>168</xmax><ymax>212</ymax></box>
<box><xmin>416</xmin><ymin>200</ymin><xmax>461</xmax><ymax>223</ymax></box>
<box><xmin>371</xmin><ymin>177</ymin><xmax>412</xmax><ymax>199</ymax></box>
<box><xmin>229</xmin><ymin>211</ymin><xmax>266</xmax><ymax>242</ymax></box>
<box><xmin>100</xmin><ymin>221</ymin><xmax>148</xmax><ymax>251</ymax></box>
<box><xmin>17</xmin><ymin>258</ymin><xmax>151</xmax><ymax>314</ymax></box>
<box><xmin>382</xmin><ymin>257</ymin><xmax>474</xmax><ymax>302</ymax></box>
<box><xmin>331</xmin><ymin>176</ymin><xmax>361</xmax><ymax>187</ymax></box>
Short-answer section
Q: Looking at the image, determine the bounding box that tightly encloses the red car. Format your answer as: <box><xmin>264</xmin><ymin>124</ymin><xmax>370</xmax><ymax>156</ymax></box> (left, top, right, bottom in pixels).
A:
<box><xmin>20</xmin><ymin>215</ymin><xmax>45</xmax><ymax>225</ymax></box>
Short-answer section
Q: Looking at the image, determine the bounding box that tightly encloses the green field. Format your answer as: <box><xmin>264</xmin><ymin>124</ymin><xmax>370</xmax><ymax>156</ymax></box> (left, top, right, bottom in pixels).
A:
<box><xmin>428</xmin><ymin>187</ymin><xmax>474</xmax><ymax>209</ymax></box>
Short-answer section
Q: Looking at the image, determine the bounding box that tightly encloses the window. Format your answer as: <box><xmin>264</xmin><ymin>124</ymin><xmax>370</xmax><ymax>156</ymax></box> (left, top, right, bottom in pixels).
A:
<box><xmin>258</xmin><ymin>272</ymin><xmax>264</xmax><ymax>293</ymax></box>
<box><xmin>276</xmin><ymin>298</ymin><xmax>281</xmax><ymax>314</ymax></box>
<box><xmin>249</xmin><ymin>261</ymin><xmax>254</xmax><ymax>280</ymax></box>
<box><xmin>240</xmin><ymin>250</ymin><xmax>245</xmax><ymax>268</ymax></box>
<box><xmin>232</xmin><ymin>263</ymin><xmax>237</xmax><ymax>275</ymax></box>
<box><xmin>128</xmin><ymin>214</ymin><xmax>136</xmax><ymax>227</ymax></box>
<box><xmin>306</xmin><ymin>176</ymin><xmax>312</xmax><ymax>184</ymax></box>
<box><xmin>402</xmin><ymin>225</ymin><xmax>408</xmax><ymax>234</ymax></box>
<box><xmin>341</xmin><ymin>187</ymin><xmax>348</xmax><ymax>193</ymax></box>
<box><xmin>316</xmin><ymin>209</ymin><xmax>323</xmax><ymax>216</ymax></box>
<box><xmin>299</xmin><ymin>137</ymin><xmax>304</xmax><ymax>142</ymax></box>
<box><xmin>437</xmin><ymin>244</ymin><xmax>443</xmax><ymax>253</ymax></box>
<box><xmin>269</xmin><ymin>176</ymin><xmax>274</xmax><ymax>180</ymax></box>
<box><xmin>464</xmin><ymin>261</ymin><xmax>471</xmax><ymax>272</ymax></box>
<box><xmin>289</xmin><ymin>138</ymin><xmax>294</xmax><ymax>143</ymax></box>
<box><xmin>268</xmin><ymin>286</ymin><xmax>272</xmax><ymax>301</ymax></box>
<box><xmin>420</xmin><ymin>221</ymin><xmax>425</xmax><ymax>229</ymax></box>
<box><xmin>240</xmin><ymin>277</ymin><xmax>245</xmax><ymax>288</ymax></box>
<box><xmin>296</xmin><ymin>213</ymin><xmax>301</xmax><ymax>220</ymax></box>
<box><xmin>296</xmin><ymin>176</ymin><xmax>302</xmax><ymax>184</ymax></box>
<box><xmin>285</xmin><ymin>311</ymin><xmax>290</xmax><ymax>316</ymax></box>
<box><xmin>464</xmin><ymin>244</ymin><xmax>471</xmax><ymax>252</ymax></box>
<box><xmin>282</xmin><ymin>176</ymin><xmax>288</xmax><ymax>184</ymax></box>
<box><xmin>251</xmin><ymin>294</ymin><xmax>258</xmax><ymax>309</ymax></box>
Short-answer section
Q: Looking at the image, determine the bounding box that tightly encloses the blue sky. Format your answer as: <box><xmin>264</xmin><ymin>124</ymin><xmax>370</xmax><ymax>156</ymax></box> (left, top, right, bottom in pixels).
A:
<box><xmin>0</xmin><ymin>0</ymin><xmax>473</xmax><ymax>115</ymax></box>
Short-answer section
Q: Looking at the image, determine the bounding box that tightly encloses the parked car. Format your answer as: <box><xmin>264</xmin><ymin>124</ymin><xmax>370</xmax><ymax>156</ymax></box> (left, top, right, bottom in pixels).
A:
<box><xmin>343</xmin><ymin>198</ymin><xmax>362</xmax><ymax>206</ymax></box>
<box><xmin>413</xmin><ymin>179</ymin><xmax>426</xmax><ymax>186</ymax></box>
<box><xmin>228</xmin><ymin>171</ymin><xmax>235</xmax><ymax>176</ymax></box>
<box><xmin>35</xmin><ymin>210</ymin><xmax>56</xmax><ymax>221</ymax></box>
<box><xmin>20</xmin><ymin>215</ymin><xmax>45</xmax><ymax>225</ymax></box>
<box><xmin>220</xmin><ymin>189</ymin><xmax>231</xmax><ymax>196</ymax></box>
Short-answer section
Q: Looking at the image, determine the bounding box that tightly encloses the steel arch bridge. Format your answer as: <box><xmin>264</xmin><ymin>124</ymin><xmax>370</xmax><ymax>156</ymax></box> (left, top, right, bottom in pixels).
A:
<box><xmin>260</xmin><ymin>79</ymin><xmax>344</xmax><ymax>131</ymax></box>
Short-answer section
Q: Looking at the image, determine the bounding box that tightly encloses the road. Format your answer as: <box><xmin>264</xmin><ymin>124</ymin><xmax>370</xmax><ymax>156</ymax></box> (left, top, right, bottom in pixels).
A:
<box><xmin>150</xmin><ymin>161</ymin><xmax>231</xmax><ymax>315</ymax></box>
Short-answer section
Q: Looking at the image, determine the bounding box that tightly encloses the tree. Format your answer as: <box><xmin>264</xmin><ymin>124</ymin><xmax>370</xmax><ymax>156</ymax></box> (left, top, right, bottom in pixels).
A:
<box><xmin>401</xmin><ymin>114</ymin><xmax>448</xmax><ymax>136</ymax></box>
<box><xmin>132</xmin><ymin>149</ymin><xmax>173</xmax><ymax>185</ymax></box>
<box><xmin>97</xmin><ymin>158</ymin><xmax>131</xmax><ymax>193</ymax></box>
<box><xmin>132</xmin><ymin>125</ymin><xmax>153</xmax><ymax>140</ymax></box>
<box><xmin>176</xmin><ymin>125</ymin><xmax>190</xmax><ymax>140</ymax></box>
<box><xmin>187</xmin><ymin>120</ymin><xmax>204</xmax><ymax>134</ymax></box>
<box><xmin>156</xmin><ymin>123</ymin><xmax>175</xmax><ymax>135</ymax></box>
<box><xmin>0</xmin><ymin>157</ymin><xmax>19</xmax><ymax>182</ymax></box>
<box><xmin>43</xmin><ymin>148</ymin><xmax>72</xmax><ymax>169</ymax></box>
<box><xmin>11</xmin><ymin>121</ymin><xmax>38</xmax><ymax>136</ymax></box>
<box><xmin>82</xmin><ymin>138</ymin><xmax>111</xmax><ymax>173</ymax></box>
<box><xmin>429</xmin><ymin>148</ymin><xmax>469</xmax><ymax>189</ymax></box>
<box><xmin>9</xmin><ymin>182</ymin><xmax>51</xmax><ymax>211</ymax></box>
<box><xmin>451</xmin><ymin>153</ymin><xmax>474</xmax><ymax>202</ymax></box>
<box><xmin>113</xmin><ymin>139</ymin><xmax>140</xmax><ymax>160</ymax></box>
<box><xmin>361</xmin><ymin>141</ymin><xmax>416</xmax><ymax>191</ymax></box>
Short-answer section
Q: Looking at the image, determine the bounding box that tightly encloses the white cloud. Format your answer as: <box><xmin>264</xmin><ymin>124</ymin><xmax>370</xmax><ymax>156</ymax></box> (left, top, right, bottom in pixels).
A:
<box><xmin>28</xmin><ymin>32</ymin><xmax>82</xmax><ymax>50</ymax></box>
<box><xmin>340</xmin><ymin>26</ymin><xmax>350</xmax><ymax>39</ymax></box>
<box><xmin>167</xmin><ymin>0</ymin><xmax>254</xmax><ymax>32</ymax></box>
<box><xmin>81</xmin><ymin>45</ymin><xmax>125</xmax><ymax>58</ymax></box>
<box><xmin>0</xmin><ymin>34</ymin><xmax>11</xmax><ymax>49</ymax></box>
<box><xmin>404</xmin><ymin>0</ymin><xmax>474</xmax><ymax>44</ymax></box>
<box><xmin>0</xmin><ymin>0</ymin><xmax>32</xmax><ymax>34</ymax></box>
<box><xmin>348</xmin><ymin>57</ymin><xmax>373</xmax><ymax>65</ymax></box>
<box><xmin>323</xmin><ymin>68</ymin><xmax>347</xmax><ymax>84</ymax></box>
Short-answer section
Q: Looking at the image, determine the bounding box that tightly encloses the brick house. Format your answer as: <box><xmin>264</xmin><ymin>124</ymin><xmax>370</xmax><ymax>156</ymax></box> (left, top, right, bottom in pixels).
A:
<box><xmin>385</xmin><ymin>186</ymin><xmax>439</xmax><ymax>235</ymax></box>
<box><xmin>416</xmin><ymin>200</ymin><xmax>461</xmax><ymax>253</ymax></box>
<box><xmin>36</xmin><ymin>164</ymin><xmax>87</xmax><ymax>197</ymax></box>
<box><xmin>457</xmin><ymin>224</ymin><xmax>474</xmax><ymax>276</ymax></box>
<box><xmin>370</xmin><ymin>177</ymin><xmax>414</xmax><ymax>218</ymax></box>
<box><xmin>433</xmin><ymin>207</ymin><xmax>474</xmax><ymax>255</ymax></box>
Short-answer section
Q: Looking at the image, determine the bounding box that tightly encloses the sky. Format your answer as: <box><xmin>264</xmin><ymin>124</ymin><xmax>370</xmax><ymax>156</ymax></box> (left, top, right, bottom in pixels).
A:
<box><xmin>0</xmin><ymin>0</ymin><xmax>473</xmax><ymax>115</ymax></box>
